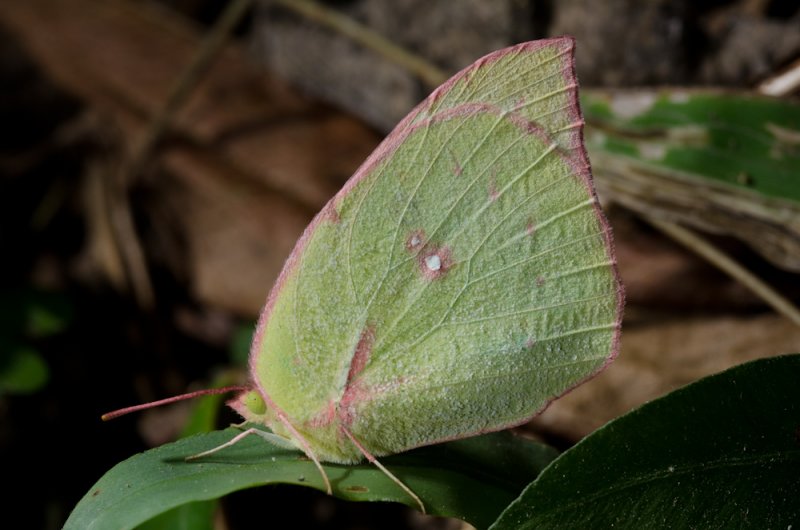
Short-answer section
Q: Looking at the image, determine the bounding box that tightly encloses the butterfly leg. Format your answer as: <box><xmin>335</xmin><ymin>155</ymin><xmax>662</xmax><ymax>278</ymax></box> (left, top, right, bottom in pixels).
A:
<box><xmin>185</xmin><ymin>427</ymin><xmax>263</xmax><ymax>461</ymax></box>
<box><xmin>185</xmin><ymin>426</ymin><xmax>333</xmax><ymax>495</ymax></box>
<box><xmin>271</xmin><ymin>412</ymin><xmax>333</xmax><ymax>495</ymax></box>
<box><xmin>341</xmin><ymin>427</ymin><xmax>426</xmax><ymax>514</ymax></box>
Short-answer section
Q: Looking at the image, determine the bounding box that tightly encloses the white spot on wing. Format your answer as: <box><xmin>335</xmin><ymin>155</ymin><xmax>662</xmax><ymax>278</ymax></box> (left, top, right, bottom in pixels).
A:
<box><xmin>425</xmin><ymin>254</ymin><xmax>442</xmax><ymax>271</ymax></box>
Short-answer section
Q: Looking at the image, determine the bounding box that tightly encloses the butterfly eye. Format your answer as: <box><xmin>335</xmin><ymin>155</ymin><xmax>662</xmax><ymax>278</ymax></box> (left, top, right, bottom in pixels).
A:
<box><xmin>244</xmin><ymin>390</ymin><xmax>267</xmax><ymax>415</ymax></box>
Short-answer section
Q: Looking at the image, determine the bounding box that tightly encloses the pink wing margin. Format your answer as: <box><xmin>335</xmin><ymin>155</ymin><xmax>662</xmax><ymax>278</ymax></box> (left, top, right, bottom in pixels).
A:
<box><xmin>246</xmin><ymin>35</ymin><xmax>624</xmax><ymax>426</ymax></box>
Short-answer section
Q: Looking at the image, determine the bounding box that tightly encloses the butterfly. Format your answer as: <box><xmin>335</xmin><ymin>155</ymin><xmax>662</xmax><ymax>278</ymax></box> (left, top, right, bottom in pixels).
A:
<box><xmin>105</xmin><ymin>36</ymin><xmax>624</xmax><ymax>512</ymax></box>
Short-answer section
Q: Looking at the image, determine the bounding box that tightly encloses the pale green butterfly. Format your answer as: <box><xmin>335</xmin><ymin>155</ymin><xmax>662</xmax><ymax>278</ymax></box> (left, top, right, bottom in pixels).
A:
<box><xmin>105</xmin><ymin>36</ymin><xmax>623</xmax><ymax>512</ymax></box>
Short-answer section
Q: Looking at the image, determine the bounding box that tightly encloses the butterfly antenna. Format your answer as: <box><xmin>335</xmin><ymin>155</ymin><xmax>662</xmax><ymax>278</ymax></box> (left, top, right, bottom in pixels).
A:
<box><xmin>101</xmin><ymin>385</ymin><xmax>249</xmax><ymax>421</ymax></box>
<box><xmin>341</xmin><ymin>427</ymin><xmax>426</xmax><ymax>514</ymax></box>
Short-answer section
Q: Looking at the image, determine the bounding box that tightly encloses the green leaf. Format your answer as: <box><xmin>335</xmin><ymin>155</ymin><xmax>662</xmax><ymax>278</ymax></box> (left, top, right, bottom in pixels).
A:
<box><xmin>583</xmin><ymin>90</ymin><xmax>800</xmax><ymax>202</ymax></box>
<box><xmin>491</xmin><ymin>354</ymin><xmax>800</xmax><ymax>529</ymax></box>
<box><xmin>582</xmin><ymin>89</ymin><xmax>800</xmax><ymax>271</ymax></box>
<box><xmin>66</xmin><ymin>429</ymin><xmax>557</xmax><ymax>530</ymax></box>
<box><xmin>135</xmin><ymin>502</ymin><xmax>215</xmax><ymax>530</ymax></box>
<box><xmin>0</xmin><ymin>345</ymin><xmax>49</xmax><ymax>395</ymax></box>
<box><xmin>138</xmin><ymin>374</ymin><xmax>242</xmax><ymax>529</ymax></box>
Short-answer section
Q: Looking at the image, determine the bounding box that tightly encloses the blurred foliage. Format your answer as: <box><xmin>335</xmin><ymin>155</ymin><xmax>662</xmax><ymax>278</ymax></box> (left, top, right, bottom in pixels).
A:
<box><xmin>584</xmin><ymin>90</ymin><xmax>800</xmax><ymax>202</ymax></box>
<box><xmin>0</xmin><ymin>288</ymin><xmax>73</xmax><ymax>395</ymax></box>
<box><xmin>228</xmin><ymin>321</ymin><xmax>255</xmax><ymax>368</ymax></box>
<box><xmin>584</xmin><ymin>89</ymin><xmax>800</xmax><ymax>271</ymax></box>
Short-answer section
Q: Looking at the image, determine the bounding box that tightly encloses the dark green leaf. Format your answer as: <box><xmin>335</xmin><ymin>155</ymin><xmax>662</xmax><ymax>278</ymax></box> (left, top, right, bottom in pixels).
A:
<box><xmin>135</xmin><ymin>502</ymin><xmax>215</xmax><ymax>530</ymax></box>
<box><xmin>67</xmin><ymin>429</ymin><xmax>556</xmax><ymax>530</ymax></box>
<box><xmin>492</xmin><ymin>354</ymin><xmax>800</xmax><ymax>529</ymax></box>
<box><xmin>135</xmin><ymin>375</ymin><xmax>239</xmax><ymax>530</ymax></box>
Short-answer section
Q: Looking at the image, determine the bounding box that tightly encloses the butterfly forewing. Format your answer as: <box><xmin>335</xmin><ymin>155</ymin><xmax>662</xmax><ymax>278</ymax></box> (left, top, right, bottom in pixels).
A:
<box><xmin>251</xmin><ymin>37</ymin><xmax>622</xmax><ymax>462</ymax></box>
<box><xmin>404</xmin><ymin>39</ymin><xmax>588</xmax><ymax>167</ymax></box>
